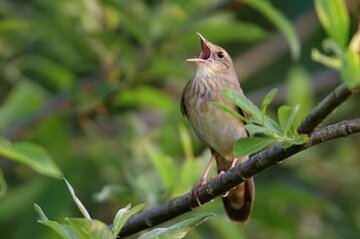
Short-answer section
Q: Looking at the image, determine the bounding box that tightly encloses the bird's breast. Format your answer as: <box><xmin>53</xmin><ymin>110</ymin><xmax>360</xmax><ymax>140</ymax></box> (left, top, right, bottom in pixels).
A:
<box><xmin>185</xmin><ymin>83</ymin><xmax>247</xmax><ymax>159</ymax></box>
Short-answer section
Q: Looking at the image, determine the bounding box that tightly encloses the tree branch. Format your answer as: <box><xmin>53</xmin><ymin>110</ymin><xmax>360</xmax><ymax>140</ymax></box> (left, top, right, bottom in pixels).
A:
<box><xmin>118</xmin><ymin>83</ymin><xmax>359</xmax><ymax>238</ymax></box>
<box><xmin>118</xmin><ymin>118</ymin><xmax>360</xmax><ymax>238</ymax></box>
<box><xmin>297</xmin><ymin>84</ymin><xmax>358</xmax><ymax>134</ymax></box>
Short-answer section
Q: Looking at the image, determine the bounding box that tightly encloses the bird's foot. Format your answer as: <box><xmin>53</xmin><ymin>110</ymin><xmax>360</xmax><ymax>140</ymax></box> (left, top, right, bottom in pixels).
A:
<box><xmin>191</xmin><ymin>178</ymin><xmax>206</xmax><ymax>207</ymax></box>
<box><xmin>212</xmin><ymin>171</ymin><xmax>231</xmax><ymax>197</ymax></box>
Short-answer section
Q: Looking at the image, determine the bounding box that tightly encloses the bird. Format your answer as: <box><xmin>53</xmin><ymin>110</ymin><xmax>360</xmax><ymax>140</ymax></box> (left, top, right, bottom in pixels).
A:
<box><xmin>180</xmin><ymin>33</ymin><xmax>254</xmax><ymax>222</ymax></box>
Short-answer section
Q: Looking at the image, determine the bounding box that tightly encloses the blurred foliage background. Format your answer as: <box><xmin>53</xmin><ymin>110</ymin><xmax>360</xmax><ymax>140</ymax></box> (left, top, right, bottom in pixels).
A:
<box><xmin>0</xmin><ymin>0</ymin><xmax>360</xmax><ymax>238</ymax></box>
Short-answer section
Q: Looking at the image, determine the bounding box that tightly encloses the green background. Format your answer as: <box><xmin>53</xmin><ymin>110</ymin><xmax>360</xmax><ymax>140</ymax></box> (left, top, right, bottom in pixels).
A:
<box><xmin>0</xmin><ymin>0</ymin><xmax>359</xmax><ymax>238</ymax></box>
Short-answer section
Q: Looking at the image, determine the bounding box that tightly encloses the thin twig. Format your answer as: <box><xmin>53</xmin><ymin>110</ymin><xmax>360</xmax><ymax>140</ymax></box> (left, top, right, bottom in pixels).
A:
<box><xmin>297</xmin><ymin>84</ymin><xmax>358</xmax><ymax>134</ymax></box>
<box><xmin>118</xmin><ymin>118</ymin><xmax>360</xmax><ymax>238</ymax></box>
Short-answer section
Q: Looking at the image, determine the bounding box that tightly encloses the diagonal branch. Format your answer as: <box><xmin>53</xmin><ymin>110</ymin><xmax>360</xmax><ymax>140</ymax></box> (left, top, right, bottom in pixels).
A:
<box><xmin>119</xmin><ymin>118</ymin><xmax>360</xmax><ymax>238</ymax></box>
<box><xmin>118</xmin><ymin>84</ymin><xmax>359</xmax><ymax>238</ymax></box>
<box><xmin>297</xmin><ymin>84</ymin><xmax>357</xmax><ymax>134</ymax></box>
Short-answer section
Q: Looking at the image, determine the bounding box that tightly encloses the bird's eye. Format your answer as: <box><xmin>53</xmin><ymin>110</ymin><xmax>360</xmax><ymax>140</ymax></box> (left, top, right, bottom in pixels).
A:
<box><xmin>217</xmin><ymin>51</ymin><xmax>225</xmax><ymax>58</ymax></box>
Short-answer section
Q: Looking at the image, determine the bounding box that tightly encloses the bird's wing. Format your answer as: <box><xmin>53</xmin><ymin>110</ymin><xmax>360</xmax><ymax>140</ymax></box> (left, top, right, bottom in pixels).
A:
<box><xmin>180</xmin><ymin>94</ymin><xmax>187</xmax><ymax>117</ymax></box>
<box><xmin>237</xmin><ymin>106</ymin><xmax>249</xmax><ymax>121</ymax></box>
<box><xmin>180</xmin><ymin>81</ymin><xmax>190</xmax><ymax>118</ymax></box>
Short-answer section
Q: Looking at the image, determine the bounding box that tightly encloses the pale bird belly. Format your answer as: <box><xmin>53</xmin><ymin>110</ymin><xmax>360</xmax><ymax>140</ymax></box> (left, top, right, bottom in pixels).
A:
<box><xmin>188</xmin><ymin>101</ymin><xmax>246</xmax><ymax>159</ymax></box>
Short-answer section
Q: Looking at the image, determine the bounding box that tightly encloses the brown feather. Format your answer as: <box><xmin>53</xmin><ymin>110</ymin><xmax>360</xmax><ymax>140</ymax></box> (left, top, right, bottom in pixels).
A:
<box><xmin>182</xmin><ymin>34</ymin><xmax>255</xmax><ymax>222</ymax></box>
<box><xmin>213</xmin><ymin>151</ymin><xmax>254</xmax><ymax>222</ymax></box>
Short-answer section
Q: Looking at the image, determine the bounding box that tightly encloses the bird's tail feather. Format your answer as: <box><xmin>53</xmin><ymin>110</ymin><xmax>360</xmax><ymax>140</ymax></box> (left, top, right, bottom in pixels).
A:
<box><xmin>215</xmin><ymin>153</ymin><xmax>255</xmax><ymax>222</ymax></box>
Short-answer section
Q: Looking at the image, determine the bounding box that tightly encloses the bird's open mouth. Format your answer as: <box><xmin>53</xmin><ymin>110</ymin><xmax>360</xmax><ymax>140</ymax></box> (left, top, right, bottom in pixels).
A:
<box><xmin>199</xmin><ymin>37</ymin><xmax>211</xmax><ymax>60</ymax></box>
<box><xmin>187</xmin><ymin>33</ymin><xmax>211</xmax><ymax>63</ymax></box>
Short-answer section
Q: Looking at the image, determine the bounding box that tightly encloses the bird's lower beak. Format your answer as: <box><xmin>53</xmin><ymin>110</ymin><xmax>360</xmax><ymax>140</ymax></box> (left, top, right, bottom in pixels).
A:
<box><xmin>186</xmin><ymin>32</ymin><xmax>211</xmax><ymax>63</ymax></box>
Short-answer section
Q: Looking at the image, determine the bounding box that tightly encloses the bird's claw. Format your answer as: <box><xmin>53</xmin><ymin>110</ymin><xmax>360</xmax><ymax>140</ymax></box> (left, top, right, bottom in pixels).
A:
<box><xmin>191</xmin><ymin>179</ymin><xmax>206</xmax><ymax>207</ymax></box>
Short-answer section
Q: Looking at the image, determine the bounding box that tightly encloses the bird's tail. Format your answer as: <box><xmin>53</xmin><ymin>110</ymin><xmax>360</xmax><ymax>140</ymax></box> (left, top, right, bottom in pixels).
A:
<box><xmin>215</xmin><ymin>154</ymin><xmax>255</xmax><ymax>222</ymax></box>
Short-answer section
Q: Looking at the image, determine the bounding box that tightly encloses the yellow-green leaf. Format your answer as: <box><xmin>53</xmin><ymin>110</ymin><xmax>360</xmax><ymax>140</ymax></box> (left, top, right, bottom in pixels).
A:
<box><xmin>315</xmin><ymin>0</ymin><xmax>350</xmax><ymax>49</ymax></box>
<box><xmin>340</xmin><ymin>49</ymin><xmax>360</xmax><ymax>87</ymax></box>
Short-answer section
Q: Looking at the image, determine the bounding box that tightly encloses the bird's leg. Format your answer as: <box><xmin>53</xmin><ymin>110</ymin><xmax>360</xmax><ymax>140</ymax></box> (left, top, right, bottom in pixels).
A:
<box><xmin>230</xmin><ymin>157</ymin><xmax>239</xmax><ymax>168</ymax></box>
<box><xmin>192</xmin><ymin>154</ymin><xmax>215</xmax><ymax>206</ymax></box>
<box><xmin>220</xmin><ymin>158</ymin><xmax>239</xmax><ymax>198</ymax></box>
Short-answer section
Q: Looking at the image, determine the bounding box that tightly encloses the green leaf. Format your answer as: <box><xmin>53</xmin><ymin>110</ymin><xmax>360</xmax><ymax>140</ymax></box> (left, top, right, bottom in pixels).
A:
<box><xmin>322</xmin><ymin>38</ymin><xmax>343</xmax><ymax>56</ymax></box>
<box><xmin>281</xmin><ymin>135</ymin><xmax>309</xmax><ymax>149</ymax></box>
<box><xmin>245</xmin><ymin>124</ymin><xmax>269</xmax><ymax>136</ymax></box>
<box><xmin>64</xmin><ymin>178</ymin><xmax>91</xmax><ymax>220</ymax></box>
<box><xmin>315</xmin><ymin>0</ymin><xmax>350</xmax><ymax>49</ymax></box>
<box><xmin>277</xmin><ymin>105</ymin><xmax>299</xmax><ymax>135</ymax></box>
<box><xmin>179</xmin><ymin>125</ymin><xmax>194</xmax><ymax>160</ymax></box>
<box><xmin>243</xmin><ymin>0</ymin><xmax>300</xmax><ymax>59</ymax></box>
<box><xmin>349</xmin><ymin>30</ymin><xmax>360</xmax><ymax>53</ymax></box>
<box><xmin>234</xmin><ymin>137</ymin><xmax>276</xmax><ymax>158</ymax></box>
<box><xmin>112</xmin><ymin>204</ymin><xmax>144</xmax><ymax>239</ymax></box>
<box><xmin>0</xmin><ymin>138</ymin><xmax>62</xmax><ymax>178</ymax></box>
<box><xmin>0</xmin><ymin>81</ymin><xmax>45</xmax><ymax>130</ymax></box>
<box><xmin>20</xmin><ymin>55</ymin><xmax>75</xmax><ymax>90</ymax></box>
<box><xmin>222</xmin><ymin>89</ymin><xmax>283</xmax><ymax>135</ymax></box>
<box><xmin>115</xmin><ymin>86</ymin><xmax>175</xmax><ymax>111</ymax></box>
<box><xmin>146</xmin><ymin>144</ymin><xmax>177</xmax><ymax>189</ymax></box>
<box><xmin>286</xmin><ymin>66</ymin><xmax>313</xmax><ymax>128</ymax></box>
<box><xmin>340</xmin><ymin>49</ymin><xmax>360</xmax><ymax>87</ymax></box>
<box><xmin>311</xmin><ymin>48</ymin><xmax>341</xmax><ymax>69</ymax></box>
<box><xmin>288</xmin><ymin>135</ymin><xmax>309</xmax><ymax>145</ymax></box>
<box><xmin>34</xmin><ymin>204</ymin><xmax>80</xmax><ymax>239</ymax></box>
<box><xmin>222</xmin><ymin>89</ymin><xmax>262</xmax><ymax>124</ymax></box>
<box><xmin>213</xmin><ymin>102</ymin><xmax>247</xmax><ymax>122</ymax></box>
<box><xmin>66</xmin><ymin>218</ymin><xmax>112</xmax><ymax>239</ymax></box>
<box><xmin>138</xmin><ymin>214</ymin><xmax>214</xmax><ymax>239</ymax></box>
<box><xmin>260</xmin><ymin>88</ymin><xmax>278</xmax><ymax>115</ymax></box>
<box><xmin>262</xmin><ymin>116</ymin><xmax>283</xmax><ymax>135</ymax></box>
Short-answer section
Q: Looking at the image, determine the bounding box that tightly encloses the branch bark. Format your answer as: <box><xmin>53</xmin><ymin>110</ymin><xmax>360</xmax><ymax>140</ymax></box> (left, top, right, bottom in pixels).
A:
<box><xmin>118</xmin><ymin>84</ymin><xmax>359</xmax><ymax>238</ymax></box>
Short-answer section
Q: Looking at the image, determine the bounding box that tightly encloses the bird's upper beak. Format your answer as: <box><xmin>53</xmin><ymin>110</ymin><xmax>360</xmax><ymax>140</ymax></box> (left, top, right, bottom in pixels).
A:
<box><xmin>187</xmin><ymin>33</ymin><xmax>211</xmax><ymax>63</ymax></box>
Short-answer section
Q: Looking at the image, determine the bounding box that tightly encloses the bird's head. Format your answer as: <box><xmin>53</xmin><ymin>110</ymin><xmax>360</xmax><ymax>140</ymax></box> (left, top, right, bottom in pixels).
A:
<box><xmin>187</xmin><ymin>33</ymin><xmax>236</xmax><ymax>77</ymax></box>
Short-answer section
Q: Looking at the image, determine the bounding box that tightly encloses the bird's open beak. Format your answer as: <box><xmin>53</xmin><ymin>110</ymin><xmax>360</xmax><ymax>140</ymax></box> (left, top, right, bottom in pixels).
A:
<box><xmin>187</xmin><ymin>32</ymin><xmax>211</xmax><ymax>63</ymax></box>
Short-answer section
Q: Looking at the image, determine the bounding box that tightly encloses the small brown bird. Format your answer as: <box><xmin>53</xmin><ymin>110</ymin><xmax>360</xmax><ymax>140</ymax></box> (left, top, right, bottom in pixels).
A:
<box><xmin>181</xmin><ymin>33</ymin><xmax>254</xmax><ymax>222</ymax></box>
